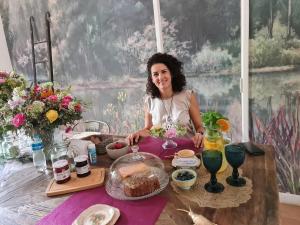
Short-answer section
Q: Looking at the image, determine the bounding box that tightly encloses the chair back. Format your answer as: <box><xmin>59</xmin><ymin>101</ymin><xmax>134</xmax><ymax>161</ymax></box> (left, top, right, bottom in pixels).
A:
<box><xmin>73</xmin><ymin>120</ymin><xmax>110</xmax><ymax>134</ymax></box>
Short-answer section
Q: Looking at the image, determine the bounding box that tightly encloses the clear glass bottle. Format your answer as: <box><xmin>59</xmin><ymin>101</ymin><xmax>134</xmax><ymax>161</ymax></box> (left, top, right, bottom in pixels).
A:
<box><xmin>2</xmin><ymin>133</ymin><xmax>19</xmax><ymax>159</ymax></box>
<box><xmin>32</xmin><ymin>135</ymin><xmax>47</xmax><ymax>172</ymax></box>
<box><xmin>203</xmin><ymin>129</ymin><xmax>228</xmax><ymax>173</ymax></box>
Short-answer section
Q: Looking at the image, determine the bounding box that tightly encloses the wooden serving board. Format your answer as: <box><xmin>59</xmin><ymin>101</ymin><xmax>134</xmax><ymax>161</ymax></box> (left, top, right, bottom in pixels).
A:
<box><xmin>46</xmin><ymin>168</ymin><xmax>105</xmax><ymax>196</ymax></box>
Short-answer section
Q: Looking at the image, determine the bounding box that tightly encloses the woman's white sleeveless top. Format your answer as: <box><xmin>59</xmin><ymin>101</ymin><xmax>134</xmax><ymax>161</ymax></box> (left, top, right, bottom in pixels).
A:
<box><xmin>145</xmin><ymin>90</ymin><xmax>195</xmax><ymax>137</ymax></box>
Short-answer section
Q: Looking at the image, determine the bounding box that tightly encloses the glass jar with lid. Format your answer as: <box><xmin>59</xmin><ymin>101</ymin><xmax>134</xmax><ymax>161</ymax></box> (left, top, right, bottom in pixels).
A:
<box><xmin>50</xmin><ymin>142</ymin><xmax>73</xmax><ymax>184</ymax></box>
<box><xmin>51</xmin><ymin>142</ymin><xmax>74</xmax><ymax>170</ymax></box>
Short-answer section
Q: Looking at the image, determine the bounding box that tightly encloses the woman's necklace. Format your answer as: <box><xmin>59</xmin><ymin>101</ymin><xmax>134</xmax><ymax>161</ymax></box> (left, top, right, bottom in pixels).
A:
<box><xmin>162</xmin><ymin>96</ymin><xmax>173</xmax><ymax>129</ymax></box>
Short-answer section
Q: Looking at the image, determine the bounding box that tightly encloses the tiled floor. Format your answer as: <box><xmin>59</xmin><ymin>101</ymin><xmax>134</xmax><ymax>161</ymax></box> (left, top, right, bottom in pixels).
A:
<box><xmin>279</xmin><ymin>203</ymin><xmax>300</xmax><ymax>225</ymax></box>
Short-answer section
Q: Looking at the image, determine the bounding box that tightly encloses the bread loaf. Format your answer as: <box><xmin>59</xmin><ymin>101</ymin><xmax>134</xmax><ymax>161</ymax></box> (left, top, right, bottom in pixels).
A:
<box><xmin>123</xmin><ymin>171</ymin><xmax>160</xmax><ymax>197</ymax></box>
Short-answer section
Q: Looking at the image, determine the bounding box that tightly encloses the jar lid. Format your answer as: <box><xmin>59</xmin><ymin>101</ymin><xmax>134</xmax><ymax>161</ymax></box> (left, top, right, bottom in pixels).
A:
<box><xmin>53</xmin><ymin>159</ymin><xmax>68</xmax><ymax>169</ymax></box>
<box><xmin>74</xmin><ymin>155</ymin><xmax>88</xmax><ymax>163</ymax></box>
<box><xmin>88</xmin><ymin>143</ymin><xmax>96</xmax><ymax>149</ymax></box>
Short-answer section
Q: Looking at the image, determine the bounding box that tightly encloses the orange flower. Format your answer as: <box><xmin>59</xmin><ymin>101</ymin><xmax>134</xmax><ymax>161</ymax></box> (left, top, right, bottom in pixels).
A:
<box><xmin>41</xmin><ymin>89</ymin><xmax>54</xmax><ymax>98</ymax></box>
<box><xmin>216</xmin><ymin>119</ymin><xmax>230</xmax><ymax>132</ymax></box>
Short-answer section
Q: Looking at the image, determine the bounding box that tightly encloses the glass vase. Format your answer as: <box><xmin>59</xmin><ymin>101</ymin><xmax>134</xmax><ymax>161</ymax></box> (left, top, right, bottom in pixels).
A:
<box><xmin>1</xmin><ymin>132</ymin><xmax>20</xmax><ymax>160</ymax></box>
<box><xmin>32</xmin><ymin>129</ymin><xmax>55</xmax><ymax>161</ymax></box>
<box><xmin>162</xmin><ymin>138</ymin><xmax>177</xmax><ymax>149</ymax></box>
<box><xmin>203</xmin><ymin>129</ymin><xmax>228</xmax><ymax>173</ymax></box>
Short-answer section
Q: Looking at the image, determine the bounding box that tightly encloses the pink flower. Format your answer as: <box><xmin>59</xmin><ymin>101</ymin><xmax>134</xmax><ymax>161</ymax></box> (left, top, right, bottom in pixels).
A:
<box><xmin>0</xmin><ymin>78</ymin><xmax>5</xmax><ymax>84</ymax></box>
<box><xmin>33</xmin><ymin>85</ymin><xmax>41</xmax><ymax>94</ymax></box>
<box><xmin>47</xmin><ymin>95</ymin><xmax>58</xmax><ymax>102</ymax></box>
<box><xmin>61</xmin><ymin>95</ymin><xmax>73</xmax><ymax>108</ymax></box>
<box><xmin>65</xmin><ymin>126</ymin><xmax>72</xmax><ymax>133</ymax></box>
<box><xmin>0</xmin><ymin>71</ymin><xmax>9</xmax><ymax>78</ymax></box>
<box><xmin>165</xmin><ymin>127</ymin><xmax>177</xmax><ymax>139</ymax></box>
<box><xmin>12</xmin><ymin>113</ymin><xmax>26</xmax><ymax>128</ymax></box>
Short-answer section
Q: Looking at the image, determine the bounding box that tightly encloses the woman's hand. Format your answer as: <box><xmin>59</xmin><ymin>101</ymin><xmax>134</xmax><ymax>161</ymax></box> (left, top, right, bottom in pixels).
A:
<box><xmin>191</xmin><ymin>132</ymin><xmax>204</xmax><ymax>148</ymax></box>
<box><xmin>127</xmin><ymin>129</ymin><xmax>150</xmax><ymax>146</ymax></box>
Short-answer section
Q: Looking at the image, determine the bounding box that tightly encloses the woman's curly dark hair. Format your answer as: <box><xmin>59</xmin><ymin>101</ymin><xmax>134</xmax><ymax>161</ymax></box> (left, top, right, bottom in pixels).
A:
<box><xmin>146</xmin><ymin>53</ymin><xmax>186</xmax><ymax>98</ymax></box>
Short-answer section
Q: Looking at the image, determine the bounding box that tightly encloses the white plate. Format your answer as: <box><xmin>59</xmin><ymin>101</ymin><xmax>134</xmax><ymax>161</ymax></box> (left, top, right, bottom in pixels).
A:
<box><xmin>172</xmin><ymin>156</ymin><xmax>201</xmax><ymax>168</ymax></box>
<box><xmin>72</xmin><ymin>204</ymin><xmax>120</xmax><ymax>225</ymax></box>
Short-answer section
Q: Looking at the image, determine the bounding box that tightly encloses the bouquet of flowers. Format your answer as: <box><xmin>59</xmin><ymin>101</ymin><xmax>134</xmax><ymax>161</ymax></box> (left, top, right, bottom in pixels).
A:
<box><xmin>150</xmin><ymin>124</ymin><xmax>187</xmax><ymax>139</ymax></box>
<box><xmin>0</xmin><ymin>73</ymin><xmax>84</xmax><ymax>151</ymax></box>
<box><xmin>2</xmin><ymin>81</ymin><xmax>83</xmax><ymax>133</ymax></box>
<box><xmin>0</xmin><ymin>71</ymin><xmax>27</xmax><ymax>137</ymax></box>
<box><xmin>150</xmin><ymin>123</ymin><xmax>187</xmax><ymax>149</ymax></box>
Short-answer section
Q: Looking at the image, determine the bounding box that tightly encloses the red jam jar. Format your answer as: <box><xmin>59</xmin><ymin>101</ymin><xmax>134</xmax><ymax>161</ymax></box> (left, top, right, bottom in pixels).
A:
<box><xmin>74</xmin><ymin>155</ymin><xmax>91</xmax><ymax>178</ymax></box>
<box><xmin>53</xmin><ymin>159</ymin><xmax>71</xmax><ymax>184</ymax></box>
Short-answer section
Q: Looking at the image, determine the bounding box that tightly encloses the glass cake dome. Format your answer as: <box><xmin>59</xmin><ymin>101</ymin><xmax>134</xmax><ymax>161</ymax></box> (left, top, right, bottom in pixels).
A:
<box><xmin>105</xmin><ymin>152</ymin><xmax>169</xmax><ymax>200</ymax></box>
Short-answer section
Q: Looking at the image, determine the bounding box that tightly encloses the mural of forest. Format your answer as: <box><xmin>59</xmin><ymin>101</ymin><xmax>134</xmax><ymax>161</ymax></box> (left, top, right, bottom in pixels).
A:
<box><xmin>0</xmin><ymin>0</ymin><xmax>242</xmax><ymax>139</ymax></box>
<box><xmin>249</xmin><ymin>0</ymin><xmax>300</xmax><ymax>194</ymax></box>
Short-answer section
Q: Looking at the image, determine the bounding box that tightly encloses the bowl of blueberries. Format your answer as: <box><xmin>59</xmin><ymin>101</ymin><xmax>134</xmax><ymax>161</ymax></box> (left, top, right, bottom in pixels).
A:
<box><xmin>171</xmin><ymin>168</ymin><xmax>197</xmax><ymax>190</ymax></box>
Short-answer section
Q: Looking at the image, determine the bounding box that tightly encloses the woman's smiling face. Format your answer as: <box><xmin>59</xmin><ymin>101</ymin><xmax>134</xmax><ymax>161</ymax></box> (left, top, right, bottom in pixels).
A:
<box><xmin>151</xmin><ymin>63</ymin><xmax>172</xmax><ymax>92</ymax></box>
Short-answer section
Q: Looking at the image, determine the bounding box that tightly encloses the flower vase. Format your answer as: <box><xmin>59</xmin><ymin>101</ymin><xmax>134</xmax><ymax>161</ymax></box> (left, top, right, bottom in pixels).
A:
<box><xmin>32</xmin><ymin>129</ymin><xmax>55</xmax><ymax>161</ymax></box>
<box><xmin>203</xmin><ymin>129</ymin><xmax>228</xmax><ymax>173</ymax></box>
<box><xmin>162</xmin><ymin>138</ymin><xmax>177</xmax><ymax>149</ymax></box>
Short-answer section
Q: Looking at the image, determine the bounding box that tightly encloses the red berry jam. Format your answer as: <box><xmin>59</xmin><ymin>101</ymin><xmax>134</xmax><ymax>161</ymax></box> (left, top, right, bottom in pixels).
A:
<box><xmin>53</xmin><ymin>159</ymin><xmax>71</xmax><ymax>184</ymax></box>
<box><xmin>74</xmin><ymin>155</ymin><xmax>91</xmax><ymax>178</ymax></box>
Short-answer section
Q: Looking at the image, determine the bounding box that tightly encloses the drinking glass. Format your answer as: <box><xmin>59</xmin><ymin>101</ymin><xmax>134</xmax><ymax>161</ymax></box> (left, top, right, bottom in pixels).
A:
<box><xmin>225</xmin><ymin>144</ymin><xmax>246</xmax><ymax>187</ymax></box>
<box><xmin>202</xmin><ymin>150</ymin><xmax>224</xmax><ymax>193</ymax></box>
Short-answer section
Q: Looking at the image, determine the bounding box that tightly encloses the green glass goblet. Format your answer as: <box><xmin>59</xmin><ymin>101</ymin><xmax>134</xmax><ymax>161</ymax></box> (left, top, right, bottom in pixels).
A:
<box><xmin>225</xmin><ymin>144</ymin><xmax>246</xmax><ymax>187</ymax></box>
<box><xmin>202</xmin><ymin>150</ymin><xmax>224</xmax><ymax>193</ymax></box>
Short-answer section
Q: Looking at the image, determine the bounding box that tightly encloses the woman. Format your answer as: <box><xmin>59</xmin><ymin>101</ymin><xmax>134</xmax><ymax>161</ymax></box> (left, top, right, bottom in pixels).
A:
<box><xmin>127</xmin><ymin>53</ymin><xmax>205</xmax><ymax>148</ymax></box>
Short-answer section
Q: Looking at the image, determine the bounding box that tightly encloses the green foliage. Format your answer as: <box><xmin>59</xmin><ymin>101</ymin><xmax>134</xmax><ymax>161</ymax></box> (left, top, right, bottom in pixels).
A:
<box><xmin>191</xmin><ymin>42</ymin><xmax>233</xmax><ymax>73</ymax></box>
<box><xmin>249</xmin><ymin>35</ymin><xmax>283</xmax><ymax>67</ymax></box>
<box><xmin>150</xmin><ymin>126</ymin><xmax>166</xmax><ymax>138</ymax></box>
<box><xmin>281</xmin><ymin>49</ymin><xmax>300</xmax><ymax>65</ymax></box>
<box><xmin>217</xmin><ymin>39</ymin><xmax>241</xmax><ymax>58</ymax></box>
<box><xmin>250</xmin><ymin>14</ymin><xmax>300</xmax><ymax>68</ymax></box>
<box><xmin>202</xmin><ymin>111</ymin><xmax>226</xmax><ymax>130</ymax></box>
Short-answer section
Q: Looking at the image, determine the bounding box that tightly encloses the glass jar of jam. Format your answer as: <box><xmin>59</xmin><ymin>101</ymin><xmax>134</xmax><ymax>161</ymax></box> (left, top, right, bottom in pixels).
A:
<box><xmin>74</xmin><ymin>155</ymin><xmax>91</xmax><ymax>178</ymax></box>
<box><xmin>53</xmin><ymin>159</ymin><xmax>71</xmax><ymax>184</ymax></box>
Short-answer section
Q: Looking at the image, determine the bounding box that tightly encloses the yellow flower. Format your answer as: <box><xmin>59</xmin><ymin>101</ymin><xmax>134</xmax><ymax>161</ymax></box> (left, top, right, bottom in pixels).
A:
<box><xmin>46</xmin><ymin>110</ymin><xmax>58</xmax><ymax>123</ymax></box>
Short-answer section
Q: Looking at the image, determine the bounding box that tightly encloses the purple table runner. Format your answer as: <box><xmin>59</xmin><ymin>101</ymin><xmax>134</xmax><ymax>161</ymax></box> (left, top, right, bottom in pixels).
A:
<box><xmin>37</xmin><ymin>186</ymin><xmax>167</xmax><ymax>225</ymax></box>
<box><xmin>137</xmin><ymin>136</ymin><xmax>201</xmax><ymax>159</ymax></box>
<box><xmin>37</xmin><ymin>136</ymin><xmax>198</xmax><ymax>225</ymax></box>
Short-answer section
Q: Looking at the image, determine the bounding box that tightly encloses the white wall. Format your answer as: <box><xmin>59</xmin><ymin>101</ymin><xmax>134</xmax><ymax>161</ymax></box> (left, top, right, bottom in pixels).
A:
<box><xmin>0</xmin><ymin>14</ymin><xmax>12</xmax><ymax>71</ymax></box>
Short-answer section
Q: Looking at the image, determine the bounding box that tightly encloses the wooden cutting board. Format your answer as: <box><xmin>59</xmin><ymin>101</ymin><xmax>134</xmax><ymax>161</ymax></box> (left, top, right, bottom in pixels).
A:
<box><xmin>46</xmin><ymin>168</ymin><xmax>105</xmax><ymax>196</ymax></box>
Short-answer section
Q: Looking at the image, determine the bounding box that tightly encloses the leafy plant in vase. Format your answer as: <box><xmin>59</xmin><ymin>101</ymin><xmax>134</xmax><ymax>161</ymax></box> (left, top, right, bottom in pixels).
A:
<box><xmin>202</xmin><ymin>111</ymin><xmax>230</xmax><ymax>173</ymax></box>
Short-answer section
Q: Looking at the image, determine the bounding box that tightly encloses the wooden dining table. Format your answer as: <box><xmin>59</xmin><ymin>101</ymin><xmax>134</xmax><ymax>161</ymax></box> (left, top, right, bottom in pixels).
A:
<box><xmin>0</xmin><ymin>143</ymin><xmax>279</xmax><ymax>225</ymax></box>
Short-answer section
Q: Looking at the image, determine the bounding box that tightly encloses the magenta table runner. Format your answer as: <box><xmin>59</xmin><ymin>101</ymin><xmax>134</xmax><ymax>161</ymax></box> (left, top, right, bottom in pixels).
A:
<box><xmin>137</xmin><ymin>136</ymin><xmax>201</xmax><ymax>159</ymax></box>
<box><xmin>37</xmin><ymin>186</ymin><xmax>167</xmax><ymax>225</ymax></box>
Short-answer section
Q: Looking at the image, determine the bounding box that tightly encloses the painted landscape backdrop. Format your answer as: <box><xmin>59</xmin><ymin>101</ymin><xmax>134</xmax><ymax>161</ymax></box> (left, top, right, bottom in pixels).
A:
<box><xmin>249</xmin><ymin>0</ymin><xmax>300</xmax><ymax>194</ymax></box>
<box><xmin>1</xmin><ymin>0</ymin><xmax>299</xmax><ymax>194</ymax></box>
